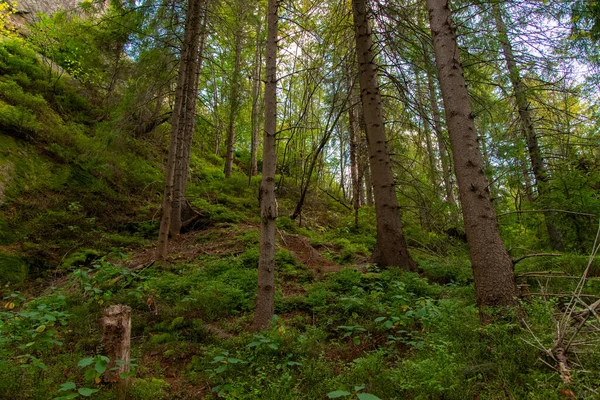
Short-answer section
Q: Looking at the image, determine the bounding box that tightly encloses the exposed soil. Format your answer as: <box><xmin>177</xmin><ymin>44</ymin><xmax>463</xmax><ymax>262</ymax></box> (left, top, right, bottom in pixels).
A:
<box><xmin>279</xmin><ymin>233</ymin><xmax>342</xmax><ymax>273</ymax></box>
<box><xmin>126</xmin><ymin>224</ymin><xmax>254</xmax><ymax>268</ymax></box>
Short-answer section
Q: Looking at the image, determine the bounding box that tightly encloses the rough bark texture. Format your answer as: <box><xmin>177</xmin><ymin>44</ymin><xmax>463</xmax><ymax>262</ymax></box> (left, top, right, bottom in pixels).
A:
<box><xmin>250</xmin><ymin>11</ymin><xmax>263</xmax><ymax>178</ymax></box>
<box><xmin>156</xmin><ymin>0</ymin><xmax>204</xmax><ymax>259</ymax></box>
<box><xmin>224</xmin><ymin>4</ymin><xmax>247</xmax><ymax>178</ymax></box>
<box><xmin>425</xmin><ymin>50</ymin><xmax>458</xmax><ymax>222</ymax></box>
<box><xmin>352</xmin><ymin>0</ymin><xmax>416</xmax><ymax>270</ymax></box>
<box><xmin>491</xmin><ymin>1</ymin><xmax>564</xmax><ymax>251</ymax></box>
<box><xmin>253</xmin><ymin>0</ymin><xmax>278</xmax><ymax>330</ymax></box>
<box><xmin>428</xmin><ymin>0</ymin><xmax>517</xmax><ymax>307</ymax></box>
<box><xmin>172</xmin><ymin>1</ymin><xmax>206</xmax><ymax>234</ymax></box>
<box><xmin>348</xmin><ymin>74</ymin><xmax>361</xmax><ymax>228</ymax></box>
<box><xmin>101</xmin><ymin>305</ymin><xmax>131</xmax><ymax>399</ymax></box>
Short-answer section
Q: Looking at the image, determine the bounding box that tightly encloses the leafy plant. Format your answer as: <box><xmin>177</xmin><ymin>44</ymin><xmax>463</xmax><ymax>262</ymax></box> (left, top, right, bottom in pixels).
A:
<box><xmin>327</xmin><ymin>384</ymin><xmax>382</xmax><ymax>400</ymax></box>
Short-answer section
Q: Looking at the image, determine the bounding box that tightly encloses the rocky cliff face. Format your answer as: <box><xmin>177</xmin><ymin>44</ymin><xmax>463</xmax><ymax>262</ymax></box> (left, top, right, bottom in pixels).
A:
<box><xmin>16</xmin><ymin>0</ymin><xmax>82</xmax><ymax>17</ymax></box>
<box><xmin>13</xmin><ymin>0</ymin><xmax>109</xmax><ymax>26</ymax></box>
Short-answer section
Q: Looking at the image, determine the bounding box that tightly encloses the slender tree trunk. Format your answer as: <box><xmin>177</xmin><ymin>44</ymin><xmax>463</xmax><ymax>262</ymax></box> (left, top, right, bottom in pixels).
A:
<box><xmin>352</xmin><ymin>0</ymin><xmax>416</xmax><ymax>270</ymax></box>
<box><xmin>250</xmin><ymin>10</ymin><xmax>263</xmax><ymax>179</ymax></box>
<box><xmin>224</xmin><ymin>5</ymin><xmax>247</xmax><ymax>178</ymax></box>
<box><xmin>491</xmin><ymin>1</ymin><xmax>564</xmax><ymax>251</ymax></box>
<box><xmin>361</xmin><ymin>132</ymin><xmax>373</xmax><ymax>207</ymax></box>
<box><xmin>428</xmin><ymin>0</ymin><xmax>517</xmax><ymax>307</ymax></box>
<box><xmin>415</xmin><ymin>70</ymin><xmax>437</xmax><ymax>231</ymax></box>
<box><xmin>171</xmin><ymin>0</ymin><xmax>208</xmax><ymax>234</ymax></box>
<box><xmin>415</xmin><ymin>71</ymin><xmax>438</xmax><ymax>194</ymax></box>
<box><xmin>348</xmin><ymin>72</ymin><xmax>361</xmax><ymax>228</ymax></box>
<box><xmin>520</xmin><ymin>158</ymin><xmax>535</xmax><ymax>202</ymax></box>
<box><xmin>339</xmin><ymin>127</ymin><xmax>347</xmax><ymax>200</ymax></box>
<box><xmin>425</xmin><ymin>50</ymin><xmax>458</xmax><ymax>224</ymax></box>
<box><xmin>253</xmin><ymin>0</ymin><xmax>278</xmax><ymax>330</ymax></box>
<box><xmin>156</xmin><ymin>0</ymin><xmax>204</xmax><ymax>260</ymax></box>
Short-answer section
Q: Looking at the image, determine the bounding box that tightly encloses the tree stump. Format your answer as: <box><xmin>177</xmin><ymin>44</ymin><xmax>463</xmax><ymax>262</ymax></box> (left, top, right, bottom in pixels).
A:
<box><xmin>101</xmin><ymin>305</ymin><xmax>132</xmax><ymax>398</ymax></box>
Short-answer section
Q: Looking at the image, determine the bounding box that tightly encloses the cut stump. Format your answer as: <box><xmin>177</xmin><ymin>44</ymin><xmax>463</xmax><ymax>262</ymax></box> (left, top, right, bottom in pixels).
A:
<box><xmin>101</xmin><ymin>305</ymin><xmax>132</xmax><ymax>398</ymax></box>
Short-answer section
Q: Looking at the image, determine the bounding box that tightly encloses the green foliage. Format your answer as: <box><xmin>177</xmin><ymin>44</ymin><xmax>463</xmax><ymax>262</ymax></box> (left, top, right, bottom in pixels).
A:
<box><xmin>128</xmin><ymin>378</ymin><xmax>170</xmax><ymax>400</ymax></box>
<box><xmin>0</xmin><ymin>253</ymin><xmax>27</xmax><ymax>285</ymax></box>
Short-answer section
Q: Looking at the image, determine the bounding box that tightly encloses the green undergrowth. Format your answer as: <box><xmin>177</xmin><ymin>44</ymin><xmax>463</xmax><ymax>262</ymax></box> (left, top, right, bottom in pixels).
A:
<box><xmin>0</xmin><ymin>38</ymin><xmax>164</xmax><ymax>271</ymax></box>
<box><xmin>1</xmin><ymin>234</ymin><xmax>597</xmax><ymax>399</ymax></box>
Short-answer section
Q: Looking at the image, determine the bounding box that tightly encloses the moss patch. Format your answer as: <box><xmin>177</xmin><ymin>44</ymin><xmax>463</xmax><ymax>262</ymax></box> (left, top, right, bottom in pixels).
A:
<box><xmin>0</xmin><ymin>252</ymin><xmax>27</xmax><ymax>285</ymax></box>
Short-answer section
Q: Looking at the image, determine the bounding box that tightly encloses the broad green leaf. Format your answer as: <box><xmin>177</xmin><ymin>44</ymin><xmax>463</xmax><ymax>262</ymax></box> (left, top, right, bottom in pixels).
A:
<box><xmin>95</xmin><ymin>359</ymin><xmax>107</xmax><ymax>374</ymax></box>
<box><xmin>84</xmin><ymin>368</ymin><xmax>97</xmax><ymax>382</ymax></box>
<box><xmin>78</xmin><ymin>387</ymin><xmax>99</xmax><ymax>397</ymax></box>
<box><xmin>58</xmin><ymin>382</ymin><xmax>76</xmax><ymax>392</ymax></box>
<box><xmin>357</xmin><ymin>393</ymin><xmax>382</xmax><ymax>400</ymax></box>
<box><xmin>78</xmin><ymin>358</ymin><xmax>94</xmax><ymax>368</ymax></box>
<box><xmin>327</xmin><ymin>390</ymin><xmax>351</xmax><ymax>398</ymax></box>
<box><xmin>215</xmin><ymin>364</ymin><xmax>227</xmax><ymax>373</ymax></box>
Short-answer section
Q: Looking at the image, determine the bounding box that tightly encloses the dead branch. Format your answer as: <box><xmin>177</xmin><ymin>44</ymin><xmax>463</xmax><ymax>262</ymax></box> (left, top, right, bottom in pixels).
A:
<box><xmin>512</xmin><ymin>253</ymin><xmax>561</xmax><ymax>265</ymax></box>
<box><xmin>317</xmin><ymin>187</ymin><xmax>352</xmax><ymax>210</ymax></box>
<box><xmin>497</xmin><ymin>209</ymin><xmax>596</xmax><ymax>218</ymax></box>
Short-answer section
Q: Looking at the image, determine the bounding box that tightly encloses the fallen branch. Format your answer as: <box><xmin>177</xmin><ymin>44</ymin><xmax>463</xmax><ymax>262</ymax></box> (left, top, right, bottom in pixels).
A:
<box><xmin>498</xmin><ymin>209</ymin><xmax>596</xmax><ymax>218</ymax></box>
<box><xmin>521</xmin><ymin>293</ymin><xmax>600</xmax><ymax>299</ymax></box>
<box><xmin>317</xmin><ymin>187</ymin><xmax>351</xmax><ymax>210</ymax></box>
<box><xmin>512</xmin><ymin>253</ymin><xmax>561</xmax><ymax>265</ymax></box>
<box><xmin>570</xmin><ymin>299</ymin><xmax>600</xmax><ymax>326</ymax></box>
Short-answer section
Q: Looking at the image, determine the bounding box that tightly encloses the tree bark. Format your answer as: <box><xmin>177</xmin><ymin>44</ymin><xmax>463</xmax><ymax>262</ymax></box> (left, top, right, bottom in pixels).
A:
<box><xmin>491</xmin><ymin>1</ymin><xmax>564</xmax><ymax>251</ymax></box>
<box><xmin>351</xmin><ymin>0</ymin><xmax>416</xmax><ymax>270</ymax></box>
<box><xmin>428</xmin><ymin>0</ymin><xmax>517</xmax><ymax>307</ymax></box>
<box><xmin>156</xmin><ymin>0</ymin><xmax>204</xmax><ymax>260</ymax></box>
<box><xmin>253</xmin><ymin>0</ymin><xmax>278</xmax><ymax>330</ymax></box>
<box><xmin>171</xmin><ymin>0</ymin><xmax>208</xmax><ymax>234</ymax></box>
<box><xmin>347</xmin><ymin>71</ymin><xmax>361</xmax><ymax>229</ymax></box>
<box><xmin>425</xmin><ymin>49</ymin><xmax>458</xmax><ymax>223</ymax></box>
<box><xmin>249</xmin><ymin>9</ymin><xmax>263</xmax><ymax>179</ymax></box>
<box><xmin>224</xmin><ymin>2</ymin><xmax>247</xmax><ymax>178</ymax></box>
<box><xmin>101</xmin><ymin>305</ymin><xmax>131</xmax><ymax>399</ymax></box>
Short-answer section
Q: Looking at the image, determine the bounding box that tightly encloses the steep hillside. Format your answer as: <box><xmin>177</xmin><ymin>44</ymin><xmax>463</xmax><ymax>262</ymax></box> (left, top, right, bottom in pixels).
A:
<box><xmin>0</xmin><ymin>3</ymin><xmax>599</xmax><ymax>400</ymax></box>
<box><xmin>0</xmin><ymin>38</ymin><xmax>164</xmax><ymax>284</ymax></box>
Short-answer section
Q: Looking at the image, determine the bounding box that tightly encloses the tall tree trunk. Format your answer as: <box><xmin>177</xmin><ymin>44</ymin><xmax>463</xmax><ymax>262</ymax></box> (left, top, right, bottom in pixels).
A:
<box><xmin>360</xmin><ymin>129</ymin><xmax>373</xmax><ymax>207</ymax></box>
<box><xmin>156</xmin><ymin>0</ymin><xmax>204</xmax><ymax>260</ymax></box>
<box><xmin>352</xmin><ymin>0</ymin><xmax>416</xmax><ymax>270</ymax></box>
<box><xmin>224</xmin><ymin>4</ymin><xmax>247</xmax><ymax>178</ymax></box>
<box><xmin>491</xmin><ymin>1</ymin><xmax>565</xmax><ymax>251</ymax></box>
<box><xmin>425</xmin><ymin>49</ymin><xmax>458</xmax><ymax>223</ymax></box>
<box><xmin>171</xmin><ymin>0</ymin><xmax>209</xmax><ymax>234</ymax></box>
<box><xmin>415</xmin><ymin>70</ymin><xmax>438</xmax><ymax>232</ymax></box>
<box><xmin>253</xmin><ymin>0</ymin><xmax>278</xmax><ymax>330</ymax></box>
<box><xmin>249</xmin><ymin>10</ymin><xmax>263</xmax><ymax>179</ymax></box>
<box><xmin>427</xmin><ymin>0</ymin><xmax>517</xmax><ymax>307</ymax></box>
<box><xmin>339</xmin><ymin>127</ymin><xmax>347</xmax><ymax>201</ymax></box>
<box><xmin>348</xmin><ymin>71</ymin><xmax>361</xmax><ymax>228</ymax></box>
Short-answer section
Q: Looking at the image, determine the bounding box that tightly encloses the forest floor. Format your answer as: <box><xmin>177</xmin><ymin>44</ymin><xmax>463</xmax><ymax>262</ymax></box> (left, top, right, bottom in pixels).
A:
<box><xmin>0</xmin><ymin>38</ymin><xmax>599</xmax><ymax>399</ymax></box>
<box><xmin>4</xmin><ymin>211</ymin><xmax>598</xmax><ymax>400</ymax></box>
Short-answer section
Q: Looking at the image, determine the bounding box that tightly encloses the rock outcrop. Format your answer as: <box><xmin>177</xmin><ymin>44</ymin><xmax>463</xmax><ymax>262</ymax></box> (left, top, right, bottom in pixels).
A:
<box><xmin>12</xmin><ymin>0</ymin><xmax>109</xmax><ymax>28</ymax></box>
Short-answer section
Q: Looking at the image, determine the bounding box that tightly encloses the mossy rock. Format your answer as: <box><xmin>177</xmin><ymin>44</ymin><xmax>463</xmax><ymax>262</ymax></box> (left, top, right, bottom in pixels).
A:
<box><xmin>0</xmin><ymin>253</ymin><xmax>27</xmax><ymax>285</ymax></box>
